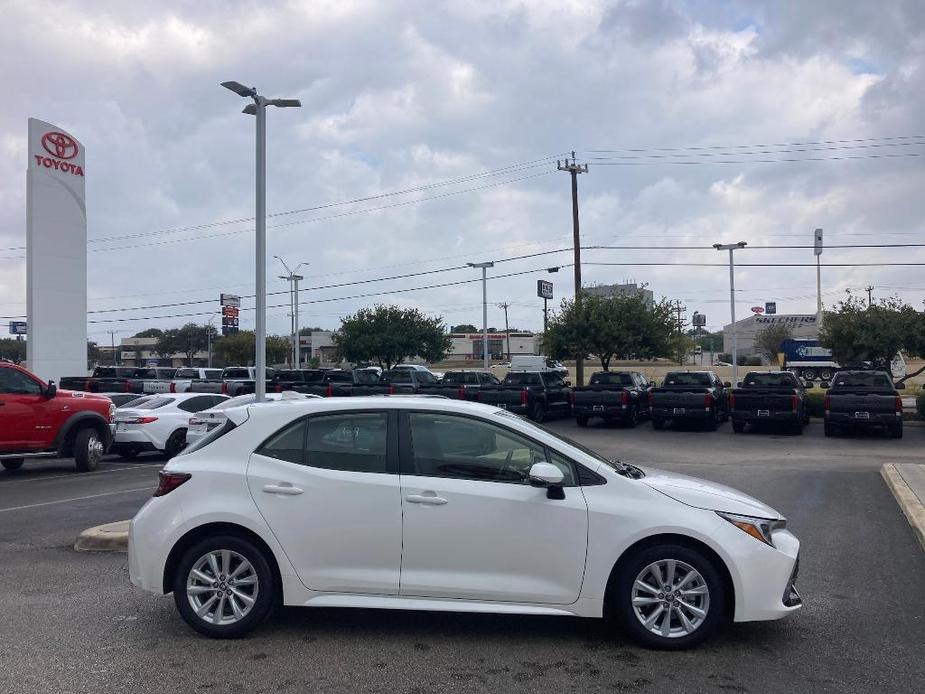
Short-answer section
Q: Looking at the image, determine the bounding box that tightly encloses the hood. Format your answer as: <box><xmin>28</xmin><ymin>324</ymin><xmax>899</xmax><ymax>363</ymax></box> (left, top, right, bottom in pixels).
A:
<box><xmin>640</xmin><ymin>466</ymin><xmax>782</xmax><ymax>519</ymax></box>
<box><xmin>60</xmin><ymin>389</ymin><xmax>111</xmax><ymax>402</ymax></box>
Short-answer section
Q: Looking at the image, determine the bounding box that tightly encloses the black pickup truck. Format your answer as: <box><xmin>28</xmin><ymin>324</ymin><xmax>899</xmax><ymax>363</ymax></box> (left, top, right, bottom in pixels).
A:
<box><xmin>476</xmin><ymin>371</ymin><xmax>572</xmax><ymax>422</ymax></box>
<box><xmin>275</xmin><ymin>368</ymin><xmax>385</xmax><ymax>396</ymax></box>
<box><xmin>649</xmin><ymin>371</ymin><xmax>730</xmax><ymax>431</ymax></box>
<box><xmin>378</xmin><ymin>368</ymin><xmax>440</xmax><ymax>394</ymax></box>
<box><xmin>60</xmin><ymin>367</ymin><xmax>177</xmax><ymax>394</ymax></box>
<box><xmin>572</xmin><ymin>371</ymin><xmax>652</xmax><ymax>427</ymax></box>
<box><xmin>188</xmin><ymin>367</ymin><xmax>277</xmax><ymax>396</ymax></box>
<box><xmin>417</xmin><ymin>370</ymin><xmax>501</xmax><ymax>400</ymax></box>
<box><xmin>730</xmin><ymin>371</ymin><xmax>811</xmax><ymax>434</ymax></box>
<box><xmin>823</xmin><ymin>369</ymin><xmax>904</xmax><ymax>438</ymax></box>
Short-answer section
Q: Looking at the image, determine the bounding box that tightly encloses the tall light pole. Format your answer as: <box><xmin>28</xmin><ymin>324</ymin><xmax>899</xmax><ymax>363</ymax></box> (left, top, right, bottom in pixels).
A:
<box><xmin>467</xmin><ymin>261</ymin><xmax>494</xmax><ymax>370</ymax></box>
<box><xmin>713</xmin><ymin>241</ymin><xmax>747</xmax><ymax>386</ymax></box>
<box><xmin>275</xmin><ymin>256</ymin><xmax>308</xmax><ymax>368</ymax></box>
<box><xmin>814</xmin><ymin>228</ymin><xmax>824</xmax><ymax>317</ymax></box>
<box><xmin>206</xmin><ymin>312</ymin><xmax>219</xmax><ymax>368</ymax></box>
<box><xmin>221</xmin><ymin>81</ymin><xmax>301</xmax><ymax>401</ymax></box>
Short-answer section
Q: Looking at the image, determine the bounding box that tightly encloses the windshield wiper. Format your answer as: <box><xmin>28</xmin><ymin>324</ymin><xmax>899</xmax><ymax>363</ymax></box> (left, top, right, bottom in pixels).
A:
<box><xmin>607</xmin><ymin>460</ymin><xmax>645</xmax><ymax>479</ymax></box>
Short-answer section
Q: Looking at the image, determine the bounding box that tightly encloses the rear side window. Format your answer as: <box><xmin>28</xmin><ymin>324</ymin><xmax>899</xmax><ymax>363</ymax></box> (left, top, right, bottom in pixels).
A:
<box><xmin>306</xmin><ymin>413</ymin><xmax>388</xmax><ymax>473</ymax></box>
<box><xmin>223</xmin><ymin>368</ymin><xmax>250</xmax><ymax>379</ymax></box>
<box><xmin>177</xmin><ymin>396</ymin><xmax>220</xmax><ymax>413</ymax></box>
<box><xmin>133</xmin><ymin>397</ymin><xmax>175</xmax><ymax>410</ymax></box>
<box><xmin>174</xmin><ymin>369</ymin><xmax>198</xmax><ymax>379</ymax></box>
<box><xmin>256</xmin><ymin>419</ymin><xmax>306</xmax><ymax>464</ymax></box>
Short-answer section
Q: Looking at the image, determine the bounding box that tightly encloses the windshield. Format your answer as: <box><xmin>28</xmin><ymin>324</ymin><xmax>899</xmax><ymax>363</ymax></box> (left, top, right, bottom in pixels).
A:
<box><xmin>663</xmin><ymin>373</ymin><xmax>711</xmax><ymax>386</ymax></box>
<box><xmin>742</xmin><ymin>373</ymin><xmax>798</xmax><ymax>387</ymax></box>
<box><xmin>590</xmin><ymin>372</ymin><xmax>633</xmax><ymax>386</ymax></box>
<box><xmin>130</xmin><ymin>397</ymin><xmax>175</xmax><ymax>410</ymax></box>
<box><xmin>354</xmin><ymin>369</ymin><xmax>381</xmax><ymax>384</ymax></box>
<box><xmin>223</xmin><ymin>368</ymin><xmax>250</xmax><ymax>379</ymax></box>
<box><xmin>504</xmin><ymin>372</ymin><xmax>541</xmax><ymax>386</ymax></box>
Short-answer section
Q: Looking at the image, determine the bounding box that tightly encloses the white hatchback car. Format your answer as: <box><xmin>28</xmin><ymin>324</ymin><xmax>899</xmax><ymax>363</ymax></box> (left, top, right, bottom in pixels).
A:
<box><xmin>185</xmin><ymin>391</ymin><xmax>320</xmax><ymax>447</ymax></box>
<box><xmin>129</xmin><ymin>397</ymin><xmax>801</xmax><ymax>648</ymax></box>
<box><xmin>111</xmin><ymin>393</ymin><xmax>229</xmax><ymax>459</ymax></box>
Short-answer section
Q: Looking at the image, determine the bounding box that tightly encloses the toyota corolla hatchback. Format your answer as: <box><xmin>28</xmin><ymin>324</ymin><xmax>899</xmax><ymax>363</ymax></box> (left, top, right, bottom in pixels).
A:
<box><xmin>129</xmin><ymin>397</ymin><xmax>801</xmax><ymax>649</ymax></box>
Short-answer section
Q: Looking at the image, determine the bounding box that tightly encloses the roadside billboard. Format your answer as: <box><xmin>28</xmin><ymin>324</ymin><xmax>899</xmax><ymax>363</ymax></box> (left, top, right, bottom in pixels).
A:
<box><xmin>537</xmin><ymin>280</ymin><xmax>553</xmax><ymax>299</ymax></box>
<box><xmin>26</xmin><ymin>118</ymin><xmax>87</xmax><ymax>382</ymax></box>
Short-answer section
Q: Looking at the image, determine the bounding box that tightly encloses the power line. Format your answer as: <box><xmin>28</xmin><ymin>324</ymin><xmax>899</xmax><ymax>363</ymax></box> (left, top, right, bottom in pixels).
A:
<box><xmin>583</xmin><ymin>133</ymin><xmax>925</xmax><ymax>153</ymax></box>
<box><xmin>588</xmin><ymin>151</ymin><xmax>925</xmax><ymax>166</ymax></box>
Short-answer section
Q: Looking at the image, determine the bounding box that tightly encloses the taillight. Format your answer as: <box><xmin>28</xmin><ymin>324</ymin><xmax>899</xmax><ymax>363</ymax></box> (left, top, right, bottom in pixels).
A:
<box><xmin>169</xmin><ymin>382</ymin><xmax>176</xmax><ymax>393</ymax></box>
<box><xmin>275</xmin><ymin>384</ymin><xmax>282</xmax><ymax>393</ymax></box>
<box><xmin>154</xmin><ymin>471</ymin><xmax>191</xmax><ymax>497</ymax></box>
<box><xmin>704</xmin><ymin>393</ymin><xmax>714</xmax><ymax>408</ymax></box>
<box><xmin>791</xmin><ymin>395</ymin><xmax>799</xmax><ymax>411</ymax></box>
<box><xmin>125</xmin><ymin>416</ymin><xmax>158</xmax><ymax>424</ymax></box>
<box><xmin>221</xmin><ymin>382</ymin><xmax>228</xmax><ymax>394</ymax></box>
<box><xmin>621</xmin><ymin>391</ymin><xmax>629</xmax><ymax>405</ymax></box>
<box><xmin>389</xmin><ymin>385</ymin><xmax>396</xmax><ymax>395</ymax></box>
<box><xmin>823</xmin><ymin>394</ymin><xmax>831</xmax><ymax>411</ymax></box>
<box><xmin>520</xmin><ymin>388</ymin><xmax>528</xmax><ymax>405</ymax></box>
<box><xmin>325</xmin><ymin>384</ymin><xmax>333</xmax><ymax>397</ymax></box>
<box><xmin>458</xmin><ymin>387</ymin><xmax>466</xmax><ymax>400</ymax></box>
<box><xmin>123</xmin><ymin>380</ymin><xmax>132</xmax><ymax>393</ymax></box>
<box><xmin>895</xmin><ymin>395</ymin><xmax>903</xmax><ymax>413</ymax></box>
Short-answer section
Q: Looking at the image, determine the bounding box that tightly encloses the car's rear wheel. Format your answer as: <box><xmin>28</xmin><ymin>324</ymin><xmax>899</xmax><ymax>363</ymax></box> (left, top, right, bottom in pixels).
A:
<box><xmin>613</xmin><ymin>544</ymin><xmax>725</xmax><ymax>650</ymax></box>
<box><xmin>164</xmin><ymin>429</ymin><xmax>187</xmax><ymax>460</ymax></box>
<box><xmin>824</xmin><ymin>422</ymin><xmax>836</xmax><ymax>437</ymax></box>
<box><xmin>889</xmin><ymin>423</ymin><xmax>903</xmax><ymax>439</ymax></box>
<box><xmin>530</xmin><ymin>403</ymin><xmax>546</xmax><ymax>423</ymax></box>
<box><xmin>74</xmin><ymin>428</ymin><xmax>104</xmax><ymax>472</ymax></box>
<box><xmin>1</xmin><ymin>459</ymin><xmax>24</xmax><ymax>471</ymax></box>
<box><xmin>173</xmin><ymin>535</ymin><xmax>274</xmax><ymax>639</ymax></box>
<box><xmin>625</xmin><ymin>407</ymin><xmax>639</xmax><ymax>428</ymax></box>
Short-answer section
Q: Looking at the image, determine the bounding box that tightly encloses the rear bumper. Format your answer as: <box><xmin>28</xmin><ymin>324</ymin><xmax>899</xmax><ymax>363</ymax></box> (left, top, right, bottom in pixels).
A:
<box><xmin>650</xmin><ymin>406</ymin><xmax>713</xmax><ymax>420</ymax></box>
<box><xmin>112</xmin><ymin>428</ymin><xmax>165</xmax><ymax>451</ymax></box>
<box><xmin>486</xmin><ymin>403</ymin><xmax>529</xmax><ymax>415</ymax></box>
<box><xmin>574</xmin><ymin>404</ymin><xmax>630</xmax><ymax>418</ymax></box>
<box><xmin>732</xmin><ymin>410</ymin><xmax>800</xmax><ymax>423</ymax></box>
<box><xmin>825</xmin><ymin>412</ymin><xmax>900</xmax><ymax>427</ymax></box>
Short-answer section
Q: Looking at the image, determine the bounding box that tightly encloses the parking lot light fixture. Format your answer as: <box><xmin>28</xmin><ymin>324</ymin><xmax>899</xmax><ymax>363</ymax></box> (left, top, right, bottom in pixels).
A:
<box><xmin>713</xmin><ymin>241</ymin><xmax>747</xmax><ymax>386</ymax></box>
<box><xmin>467</xmin><ymin>261</ymin><xmax>495</xmax><ymax>371</ymax></box>
<box><xmin>275</xmin><ymin>256</ymin><xmax>309</xmax><ymax>367</ymax></box>
<box><xmin>222</xmin><ymin>81</ymin><xmax>301</xmax><ymax>401</ymax></box>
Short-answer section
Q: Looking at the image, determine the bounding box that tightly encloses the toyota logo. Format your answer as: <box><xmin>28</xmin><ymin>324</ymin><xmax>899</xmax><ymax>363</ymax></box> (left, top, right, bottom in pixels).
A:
<box><xmin>42</xmin><ymin>131</ymin><xmax>78</xmax><ymax>160</ymax></box>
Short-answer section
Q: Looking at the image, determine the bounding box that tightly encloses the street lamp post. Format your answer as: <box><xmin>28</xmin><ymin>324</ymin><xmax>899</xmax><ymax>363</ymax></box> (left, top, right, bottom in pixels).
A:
<box><xmin>713</xmin><ymin>241</ymin><xmax>747</xmax><ymax>386</ymax></box>
<box><xmin>275</xmin><ymin>256</ymin><xmax>308</xmax><ymax>368</ymax></box>
<box><xmin>221</xmin><ymin>81</ymin><xmax>301</xmax><ymax>401</ymax></box>
<box><xmin>467</xmin><ymin>261</ymin><xmax>494</xmax><ymax>370</ymax></box>
<box><xmin>206</xmin><ymin>312</ymin><xmax>219</xmax><ymax>368</ymax></box>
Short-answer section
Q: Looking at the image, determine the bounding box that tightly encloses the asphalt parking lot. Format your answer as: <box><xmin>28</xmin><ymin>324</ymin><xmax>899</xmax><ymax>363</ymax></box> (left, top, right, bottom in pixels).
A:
<box><xmin>1</xmin><ymin>421</ymin><xmax>923</xmax><ymax>694</ymax></box>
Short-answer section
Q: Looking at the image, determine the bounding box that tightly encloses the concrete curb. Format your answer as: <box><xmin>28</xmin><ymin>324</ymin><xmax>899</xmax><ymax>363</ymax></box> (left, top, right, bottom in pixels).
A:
<box><xmin>74</xmin><ymin>520</ymin><xmax>129</xmax><ymax>552</ymax></box>
<box><xmin>881</xmin><ymin>464</ymin><xmax>925</xmax><ymax>552</ymax></box>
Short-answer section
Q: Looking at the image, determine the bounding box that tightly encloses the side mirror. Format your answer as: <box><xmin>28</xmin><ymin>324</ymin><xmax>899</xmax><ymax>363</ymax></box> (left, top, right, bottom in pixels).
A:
<box><xmin>819</xmin><ymin>381</ymin><xmax>830</xmax><ymax>389</ymax></box>
<box><xmin>895</xmin><ymin>382</ymin><xmax>906</xmax><ymax>390</ymax></box>
<box><xmin>44</xmin><ymin>381</ymin><xmax>57</xmax><ymax>398</ymax></box>
<box><xmin>528</xmin><ymin>462</ymin><xmax>564</xmax><ymax>487</ymax></box>
<box><xmin>723</xmin><ymin>382</ymin><xmax>732</xmax><ymax>388</ymax></box>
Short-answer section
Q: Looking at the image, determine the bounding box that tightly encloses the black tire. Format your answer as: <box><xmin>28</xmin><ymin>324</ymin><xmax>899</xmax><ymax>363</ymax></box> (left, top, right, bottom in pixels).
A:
<box><xmin>790</xmin><ymin>421</ymin><xmax>804</xmax><ymax>435</ymax></box>
<box><xmin>74</xmin><ymin>427</ymin><xmax>104</xmax><ymax>472</ymax></box>
<box><xmin>612</xmin><ymin>543</ymin><xmax>726</xmax><ymax>650</ymax></box>
<box><xmin>824</xmin><ymin>422</ymin><xmax>836</xmax><ymax>437</ymax></box>
<box><xmin>576</xmin><ymin>414</ymin><xmax>589</xmax><ymax>428</ymax></box>
<box><xmin>704</xmin><ymin>412</ymin><xmax>718</xmax><ymax>432</ymax></box>
<box><xmin>164</xmin><ymin>429</ymin><xmax>187</xmax><ymax>460</ymax></box>
<box><xmin>625</xmin><ymin>407</ymin><xmax>638</xmax><ymax>428</ymax></box>
<box><xmin>731</xmin><ymin>421</ymin><xmax>745</xmax><ymax>434</ymax></box>
<box><xmin>173</xmin><ymin>534</ymin><xmax>275</xmax><ymax>639</ymax></box>
<box><xmin>652</xmin><ymin>418</ymin><xmax>664</xmax><ymax>430</ymax></box>
<box><xmin>530</xmin><ymin>403</ymin><xmax>546</xmax><ymax>424</ymax></box>
<box><xmin>1</xmin><ymin>459</ymin><xmax>24</xmax><ymax>471</ymax></box>
<box><xmin>819</xmin><ymin>369</ymin><xmax>834</xmax><ymax>381</ymax></box>
<box><xmin>889</xmin><ymin>423</ymin><xmax>903</xmax><ymax>439</ymax></box>
<box><xmin>800</xmin><ymin>368</ymin><xmax>817</xmax><ymax>381</ymax></box>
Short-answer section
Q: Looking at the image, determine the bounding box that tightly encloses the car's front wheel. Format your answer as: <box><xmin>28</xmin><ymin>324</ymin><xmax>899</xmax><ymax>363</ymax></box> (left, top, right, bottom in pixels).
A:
<box><xmin>173</xmin><ymin>535</ymin><xmax>275</xmax><ymax>639</ymax></box>
<box><xmin>613</xmin><ymin>544</ymin><xmax>725</xmax><ymax>649</ymax></box>
<box><xmin>1</xmin><ymin>459</ymin><xmax>24</xmax><ymax>471</ymax></box>
<box><xmin>74</xmin><ymin>428</ymin><xmax>104</xmax><ymax>472</ymax></box>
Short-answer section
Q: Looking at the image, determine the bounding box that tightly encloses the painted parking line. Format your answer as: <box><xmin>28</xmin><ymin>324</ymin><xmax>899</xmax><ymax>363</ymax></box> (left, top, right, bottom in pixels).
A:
<box><xmin>0</xmin><ymin>486</ymin><xmax>153</xmax><ymax>513</ymax></box>
<box><xmin>0</xmin><ymin>464</ymin><xmax>161</xmax><ymax>486</ymax></box>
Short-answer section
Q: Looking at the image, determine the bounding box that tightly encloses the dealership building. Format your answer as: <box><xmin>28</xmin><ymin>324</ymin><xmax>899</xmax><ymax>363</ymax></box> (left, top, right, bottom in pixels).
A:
<box><xmin>721</xmin><ymin>314</ymin><xmax>820</xmax><ymax>360</ymax></box>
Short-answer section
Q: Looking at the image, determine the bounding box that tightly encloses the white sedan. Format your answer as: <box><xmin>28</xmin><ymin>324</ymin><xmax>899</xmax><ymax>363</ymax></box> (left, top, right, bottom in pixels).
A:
<box><xmin>111</xmin><ymin>393</ymin><xmax>229</xmax><ymax>459</ymax></box>
<box><xmin>129</xmin><ymin>397</ymin><xmax>801</xmax><ymax>648</ymax></box>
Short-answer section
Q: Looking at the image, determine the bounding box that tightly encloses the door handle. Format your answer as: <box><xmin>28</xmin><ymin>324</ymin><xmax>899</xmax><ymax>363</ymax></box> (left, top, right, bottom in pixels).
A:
<box><xmin>406</xmin><ymin>493</ymin><xmax>448</xmax><ymax>505</ymax></box>
<box><xmin>262</xmin><ymin>483</ymin><xmax>303</xmax><ymax>496</ymax></box>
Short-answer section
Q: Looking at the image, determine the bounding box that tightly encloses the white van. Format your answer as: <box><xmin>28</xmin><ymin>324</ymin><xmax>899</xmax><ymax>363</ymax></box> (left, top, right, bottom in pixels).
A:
<box><xmin>508</xmin><ymin>355</ymin><xmax>569</xmax><ymax>376</ymax></box>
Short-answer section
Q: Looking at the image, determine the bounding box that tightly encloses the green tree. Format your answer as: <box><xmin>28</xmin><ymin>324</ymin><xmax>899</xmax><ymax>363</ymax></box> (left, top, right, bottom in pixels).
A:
<box><xmin>544</xmin><ymin>293</ymin><xmax>675</xmax><ymax>371</ymax></box>
<box><xmin>133</xmin><ymin>328</ymin><xmax>164</xmax><ymax>339</ymax></box>
<box><xmin>688</xmin><ymin>329</ymin><xmax>724</xmax><ymax>354</ymax></box>
<box><xmin>755</xmin><ymin>324</ymin><xmax>793</xmax><ymax>363</ymax></box>
<box><xmin>211</xmin><ymin>331</ymin><xmax>291</xmax><ymax>366</ymax></box>
<box><xmin>266</xmin><ymin>335</ymin><xmax>292</xmax><ymax>365</ymax></box>
<box><xmin>333</xmin><ymin>305</ymin><xmax>452</xmax><ymax>369</ymax></box>
<box><xmin>155</xmin><ymin>323</ymin><xmax>213</xmax><ymax>365</ymax></box>
<box><xmin>820</xmin><ymin>293</ymin><xmax>925</xmax><ymax>383</ymax></box>
<box><xmin>87</xmin><ymin>340</ymin><xmax>103</xmax><ymax>369</ymax></box>
<box><xmin>0</xmin><ymin>338</ymin><xmax>27</xmax><ymax>364</ymax></box>
<box><xmin>450</xmin><ymin>324</ymin><xmax>478</xmax><ymax>333</ymax></box>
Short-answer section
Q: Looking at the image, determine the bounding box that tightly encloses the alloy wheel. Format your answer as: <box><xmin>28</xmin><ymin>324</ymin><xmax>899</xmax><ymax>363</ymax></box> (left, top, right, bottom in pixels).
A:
<box><xmin>186</xmin><ymin>549</ymin><xmax>260</xmax><ymax>626</ymax></box>
<box><xmin>87</xmin><ymin>433</ymin><xmax>104</xmax><ymax>465</ymax></box>
<box><xmin>631</xmin><ymin>559</ymin><xmax>710</xmax><ymax>638</ymax></box>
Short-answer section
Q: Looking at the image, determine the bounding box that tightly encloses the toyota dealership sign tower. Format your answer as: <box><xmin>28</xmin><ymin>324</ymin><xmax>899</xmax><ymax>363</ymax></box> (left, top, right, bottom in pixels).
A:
<box><xmin>26</xmin><ymin>118</ymin><xmax>87</xmax><ymax>382</ymax></box>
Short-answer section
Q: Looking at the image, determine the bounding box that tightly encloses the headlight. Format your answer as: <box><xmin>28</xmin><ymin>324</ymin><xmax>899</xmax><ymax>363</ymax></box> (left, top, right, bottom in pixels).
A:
<box><xmin>717</xmin><ymin>511</ymin><xmax>786</xmax><ymax>547</ymax></box>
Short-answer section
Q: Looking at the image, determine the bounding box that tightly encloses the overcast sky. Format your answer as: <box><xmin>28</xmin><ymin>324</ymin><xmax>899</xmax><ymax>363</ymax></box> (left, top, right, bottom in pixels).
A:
<box><xmin>2</xmin><ymin>0</ymin><xmax>924</xmax><ymax>343</ymax></box>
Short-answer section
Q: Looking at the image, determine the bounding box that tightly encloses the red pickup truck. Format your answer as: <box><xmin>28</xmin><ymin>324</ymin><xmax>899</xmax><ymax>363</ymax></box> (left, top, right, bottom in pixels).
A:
<box><xmin>0</xmin><ymin>361</ymin><xmax>115</xmax><ymax>472</ymax></box>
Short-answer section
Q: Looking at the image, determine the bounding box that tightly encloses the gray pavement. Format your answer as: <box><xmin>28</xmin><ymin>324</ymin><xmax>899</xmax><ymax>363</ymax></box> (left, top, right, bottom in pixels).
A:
<box><xmin>1</xmin><ymin>424</ymin><xmax>924</xmax><ymax>693</ymax></box>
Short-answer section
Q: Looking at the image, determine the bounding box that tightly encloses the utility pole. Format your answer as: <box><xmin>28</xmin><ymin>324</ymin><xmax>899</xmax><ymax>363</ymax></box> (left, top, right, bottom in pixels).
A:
<box><xmin>865</xmin><ymin>285</ymin><xmax>874</xmax><ymax>307</ymax></box>
<box><xmin>468</xmin><ymin>261</ymin><xmax>494</xmax><ymax>370</ymax></box>
<box><xmin>498</xmin><ymin>302</ymin><xmax>511</xmax><ymax>361</ymax></box>
<box><xmin>106</xmin><ymin>330</ymin><xmax>118</xmax><ymax>366</ymax></box>
<box><xmin>814</xmin><ymin>228</ymin><xmax>824</xmax><ymax>317</ymax></box>
<box><xmin>275</xmin><ymin>257</ymin><xmax>307</xmax><ymax>368</ymax></box>
<box><xmin>714</xmin><ymin>241</ymin><xmax>748</xmax><ymax>386</ymax></box>
<box><xmin>558</xmin><ymin>151</ymin><xmax>589</xmax><ymax>386</ymax></box>
<box><xmin>674</xmin><ymin>301</ymin><xmax>687</xmax><ymax>366</ymax></box>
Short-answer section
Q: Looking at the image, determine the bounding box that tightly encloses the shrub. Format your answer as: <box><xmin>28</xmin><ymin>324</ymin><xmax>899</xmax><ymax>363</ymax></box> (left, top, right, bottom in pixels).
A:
<box><xmin>805</xmin><ymin>390</ymin><xmax>826</xmax><ymax>418</ymax></box>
